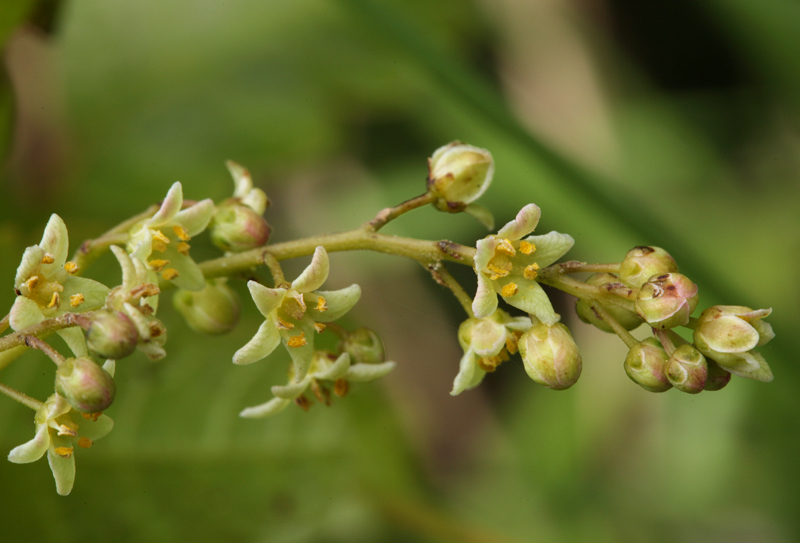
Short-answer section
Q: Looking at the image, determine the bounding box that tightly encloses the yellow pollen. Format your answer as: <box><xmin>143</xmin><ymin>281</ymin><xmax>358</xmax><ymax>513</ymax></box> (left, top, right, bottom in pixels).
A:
<box><xmin>496</xmin><ymin>239</ymin><xmax>516</xmax><ymax>256</ymax></box>
<box><xmin>81</xmin><ymin>412</ymin><xmax>102</xmax><ymax>421</ymax></box>
<box><xmin>519</xmin><ymin>241</ymin><xmax>535</xmax><ymax>255</ymax></box>
<box><xmin>501</xmin><ymin>283</ymin><xmax>518</xmax><ymax>297</ymax></box>
<box><xmin>161</xmin><ymin>268</ymin><xmax>179</xmax><ymax>281</ymax></box>
<box><xmin>148</xmin><ymin>259</ymin><xmax>170</xmax><ymax>271</ymax></box>
<box><xmin>487</xmin><ymin>264</ymin><xmax>511</xmax><ymax>280</ymax></box>
<box><xmin>57</xmin><ymin>422</ymin><xmax>79</xmax><ymax>436</ymax></box>
<box><xmin>173</xmin><ymin>225</ymin><xmax>191</xmax><ymax>241</ymax></box>
<box><xmin>41</xmin><ymin>253</ymin><xmax>55</xmax><ymax>264</ymax></box>
<box><xmin>506</xmin><ymin>335</ymin><xmax>519</xmax><ymax>355</ymax></box>
<box><xmin>524</xmin><ymin>263</ymin><xmax>540</xmax><ymax>280</ymax></box>
<box><xmin>276</xmin><ymin>316</ymin><xmax>294</xmax><ymax>330</ymax></box>
<box><xmin>26</xmin><ymin>276</ymin><xmax>40</xmax><ymax>290</ymax></box>
<box><xmin>152</xmin><ymin>240</ymin><xmax>168</xmax><ymax>253</ymax></box>
<box><xmin>47</xmin><ymin>292</ymin><xmax>60</xmax><ymax>308</ymax></box>
<box><xmin>287</xmin><ymin>332</ymin><xmax>307</xmax><ymax>348</ymax></box>
<box><xmin>316</xmin><ymin>296</ymin><xmax>327</xmax><ymax>312</ymax></box>
<box><xmin>77</xmin><ymin>437</ymin><xmax>93</xmax><ymax>449</ymax></box>
<box><xmin>69</xmin><ymin>293</ymin><xmax>85</xmax><ymax>308</ymax></box>
<box><xmin>313</xmin><ymin>322</ymin><xmax>326</xmax><ymax>333</ymax></box>
<box><xmin>176</xmin><ymin>242</ymin><xmax>191</xmax><ymax>256</ymax></box>
<box><xmin>64</xmin><ymin>261</ymin><xmax>79</xmax><ymax>274</ymax></box>
<box><xmin>54</xmin><ymin>447</ymin><xmax>74</xmax><ymax>458</ymax></box>
<box><xmin>131</xmin><ymin>283</ymin><xmax>160</xmax><ymax>299</ymax></box>
<box><xmin>152</xmin><ymin>230</ymin><xmax>170</xmax><ymax>244</ymax></box>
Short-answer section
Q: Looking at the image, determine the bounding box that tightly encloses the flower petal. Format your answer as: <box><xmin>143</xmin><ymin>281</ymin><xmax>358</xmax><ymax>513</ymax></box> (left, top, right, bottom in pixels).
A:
<box><xmin>523</xmin><ymin>231</ymin><xmax>574</xmax><ymax>268</ymax></box>
<box><xmin>344</xmin><ymin>361</ymin><xmax>396</xmax><ymax>382</ymax></box>
<box><xmin>271</xmin><ymin>376</ymin><xmax>312</xmax><ymax>399</ymax></box>
<box><xmin>160</xmin><ymin>248</ymin><xmax>206</xmax><ymax>292</ymax></box>
<box><xmin>77</xmin><ymin>414</ymin><xmax>114</xmax><ymax>441</ymax></box>
<box><xmin>503</xmin><ymin>315</ymin><xmax>533</xmax><ymax>332</ymax></box>
<box><xmin>315</xmin><ymin>352</ymin><xmax>351</xmax><ymax>381</ymax></box>
<box><xmin>129</xmin><ymin>227</ymin><xmax>154</xmax><ymax>263</ymax></box>
<box><xmin>247</xmin><ymin>282</ymin><xmax>286</xmax><ymax>317</ymax></box>
<box><xmin>699</xmin><ymin>316</ymin><xmax>759</xmax><ymax>353</ymax></box>
<box><xmin>715</xmin><ymin>351</ymin><xmax>773</xmax><ymax>383</ymax></box>
<box><xmin>102</xmin><ymin>359</ymin><xmax>116</xmax><ymax>378</ymax></box>
<box><xmin>39</xmin><ymin>214</ymin><xmax>69</xmax><ymax>269</ymax></box>
<box><xmin>464</xmin><ymin>203</ymin><xmax>495</xmax><ymax>231</ymax></box>
<box><xmin>242</xmin><ymin>189</ymin><xmax>268</xmax><ymax>216</ymax></box>
<box><xmin>472</xmin><ymin>274</ymin><xmax>498</xmax><ymax>319</ymax></box>
<box><xmin>497</xmin><ymin>204</ymin><xmax>541</xmax><ymax>240</ymax></box>
<box><xmin>233</xmin><ymin>318</ymin><xmax>281</xmax><ymax>365</ymax></box>
<box><xmin>280</xmin><ymin>320</ymin><xmax>315</xmax><ymax>380</ymax></box>
<box><xmin>305</xmin><ymin>284</ymin><xmax>361</xmax><ymax>323</ymax></box>
<box><xmin>451</xmin><ymin>350</ymin><xmax>485</xmax><ymax>396</ymax></box>
<box><xmin>239</xmin><ymin>397</ymin><xmax>291</xmax><ymax>418</ymax></box>
<box><xmin>61</xmin><ymin>276</ymin><xmax>110</xmax><ymax>312</ymax></box>
<box><xmin>471</xmin><ymin>318</ymin><xmax>507</xmax><ymax>357</ymax></box>
<box><xmin>292</xmin><ymin>247</ymin><xmax>329</xmax><ymax>293</ymax></box>
<box><xmin>173</xmin><ymin>198</ymin><xmax>215</xmax><ymax>237</ymax></box>
<box><xmin>14</xmin><ymin>245</ymin><xmax>45</xmax><ymax>289</ymax></box>
<box><xmin>57</xmin><ymin>327</ymin><xmax>88</xmax><ymax>357</ymax></box>
<box><xmin>474</xmin><ymin>237</ymin><xmax>498</xmax><ymax>272</ymax></box>
<box><xmin>9</xmin><ymin>296</ymin><xmax>46</xmax><ymax>331</ymax></box>
<box><xmin>227</xmin><ymin>160</ymin><xmax>253</xmax><ymax>199</ymax></box>
<box><xmin>110</xmin><ymin>246</ymin><xmax>136</xmax><ymax>291</ymax></box>
<box><xmin>8</xmin><ymin>424</ymin><xmax>50</xmax><ymax>463</ymax></box>
<box><xmin>501</xmin><ymin>279</ymin><xmax>559</xmax><ymax>325</ymax></box>
<box><xmin>148</xmin><ymin>182</ymin><xmax>183</xmax><ymax>227</ymax></box>
<box><xmin>47</xmin><ymin>447</ymin><xmax>76</xmax><ymax>496</ymax></box>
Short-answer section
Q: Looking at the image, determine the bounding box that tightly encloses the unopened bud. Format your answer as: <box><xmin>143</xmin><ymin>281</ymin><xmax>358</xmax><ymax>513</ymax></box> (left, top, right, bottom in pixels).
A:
<box><xmin>665</xmin><ymin>344</ymin><xmax>707</xmax><ymax>394</ymax></box>
<box><xmin>635</xmin><ymin>273</ymin><xmax>699</xmax><ymax>329</ymax></box>
<box><xmin>86</xmin><ymin>310</ymin><xmax>139</xmax><ymax>360</ymax></box>
<box><xmin>624</xmin><ymin>338</ymin><xmax>671</xmax><ymax>392</ymax></box>
<box><xmin>210</xmin><ymin>199</ymin><xmax>271</xmax><ymax>252</ymax></box>
<box><xmin>173</xmin><ymin>280</ymin><xmax>241</xmax><ymax>335</ymax></box>
<box><xmin>427</xmin><ymin>142</ymin><xmax>493</xmax><ymax>212</ymax></box>
<box><xmin>342</xmin><ymin>327</ymin><xmax>386</xmax><ymax>365</ymax></box>
<box><xmin>619</xmin><ymin>246</ymin><xmax>678</xmax><ymax>289</ymax></box>
<box><xmin>518</xmin><ymin>322</ymin><xmax>582</xmax><ymax>390</ymax></box>
<box><xmin>55</xmin><ymin>357</ymin><xmax>116</xmax><ymax>413</ymax></box>
<box><xmin>703</xmin><ymin>359</ymin><xmax>732</xmax><ymax>391</ymax></box>
<box><xmin>576</xmin><ymin>273</ymin><xmax>643</xmax><ymax>333</ymax></box>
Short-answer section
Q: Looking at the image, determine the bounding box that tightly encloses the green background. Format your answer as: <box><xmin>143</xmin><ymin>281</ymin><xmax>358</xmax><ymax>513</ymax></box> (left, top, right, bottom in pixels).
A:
<box><xmin>1</xmin><ymin>1</ymin><xmax>798</xmax><ymax>541</ymax></box>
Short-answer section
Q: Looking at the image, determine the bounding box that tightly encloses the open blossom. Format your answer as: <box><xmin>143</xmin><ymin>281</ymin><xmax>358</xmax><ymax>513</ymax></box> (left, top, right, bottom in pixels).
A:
<box><xmin>10</xmin><ymin>214</ymin><xmax>109</xmax><ymax>356</ymax></box>
<box><xmin>7</xmin><ymin>393</ymin><xmax>113</xmax><ymax>495</ymax></box>
<box><xmin>451</xmin><ymin>309</ymin><xmax>530</xmax><ymax>396</ymax></box>
<box><xmin>127</xmin><ymin>182</ymin><xmax>215</xmax><ymax>292</ymax></box>
<box><xmin>233</xmin><ymin>247</ymin><xmax>361</xmax><ymax>380</ymax></box>
<box><xmin>473</xmin><ymin>204</ymin><xmax>574</xmax><ymax>324</ymax></box>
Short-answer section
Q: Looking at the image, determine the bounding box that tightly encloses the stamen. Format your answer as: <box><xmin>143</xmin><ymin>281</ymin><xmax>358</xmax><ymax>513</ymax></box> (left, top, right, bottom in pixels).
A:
<box><xmin>69</xmin><ymin>293</ymin><xmax>85</xmax><ymax>308</ymax></box>
<box><xmin>524</xmin><ymin>263</ymin><xmax>540</xmax><ymax>280</ymax></box>
<box><xmin>57</xmin><ymin>423</ymin><xmax>79</xmax><ymax>437</ymax></box>
<box><xmin>77</xmin><ymin>437</ymin><xmax>93</xmax><ymax>449</ymax></box>
<box><xmin>54</xmin><ymin>446</ymin><xmax>74</xmax><ymax>458</ymax></box>
<box><xmin>64</xmin><ymin>261</ymin><xmax>79</xmax><ymax>274</ymax></box>
<box><xmin>310</xmin><ymin>380</ymin><xmax>330</xmax><ymax>405</ymax></box>
<box><xmin>313</xmin><ymin>322</ymin><xmax>326</xmax><ymax>333</ymax></box>
<box><xmin>506</xmin><ymin>335</ymin><xmax>519</xmax><ymax>355</ymax></box>
<box><xmin>148</xmin><ymin>259</ymin><xmax>170</xmax><ymax>272</ymax></box>
<box><xmin>149</xmin><ymin>321</ymin><xmax>165</xmax><ymax>338</ymax></box>
<box><xmin>130</xmin><ymin>283</ymin><xmax>160</xmax><ymax>299</ymax></box>
<box><xmin>276</xmin><ymin>316</ymin><xmax>295</xmax><ymax>330</ymax></box>
<box><xmin>161</xmin><ymin>268</ymin><xmax>180</xmax><ymax>281</ymax></box>
<box><xmin>333</xmin><ymin>379</ymin><xmax>349</xmax><ymax>397</ymax></box>
<box><xmin>287</xmin><ymin>332</ymin><xmax>307</xmax><ymax>348</ymax></box>
<box><xmin>47</xmin><ymin>292</ymin><xmax>61</xmax><ymax>309</ymax></box>
<box><xmin>487</xmin><ymin>264</ymin><xmax>511</xmax><ymax>280</ymax></box>
<box><xmin>295</xmin><ymin>394</ymin><xmax>312</xmax><ymax>411</ymax></box>
<box><xmin>315</xmin><ymin>296</ymin><xmax>328</xmax><ymax>312</ymax></box>
<box><xmin>26</xmin><ymin>276</ymin><xmax>40</xmax><ymax>290</ymax></box>
<box><xmin>176</xmin><ymin>242</ymin><xmax>191</xmax><ymax>256</ymax></box>
<box><xmin>81</xmin><ymin>412</ymin><xmax>102</xmax><ymax>422</ymax></box>
<box><xmin>496</xmin><ymin>239</ymin><xmax>516</xmax><ymax>256</ymax></box>
<box><xmin>519</xmin><ymin>241</ymin><xmax>535</xmax><ymax>255</ymax></box>
<box><xmin>41</xmin><ymin>253</ymin><xmax>55</xmax><ymax>264</ymax></box>
<box><xmin>152</xmin><ymin>240</ymin><xmax>168</xmax><ymax>253</ymax></box>
<box><xmin>152</xmin><ymin>230</ymin><xmax>170</xmax><ymax>245</ymax></box>
<box><xmin>173</xmin><ymin>225</ymin><xmax>191</xmax><ymax>241</ymax></box>
<box><xmin>501</xmin><ymin>283</ymin><xmax>518</xmax><ymax>297</ymax></box>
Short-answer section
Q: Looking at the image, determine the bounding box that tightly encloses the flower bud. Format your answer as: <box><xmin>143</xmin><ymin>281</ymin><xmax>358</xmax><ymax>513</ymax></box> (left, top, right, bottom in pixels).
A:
<box><xmin>576</xmin><ymin>273</ymin><xmax>643</xmax><ymax>333</ymax></box>
<box><xmin>342</xmin><ymin>327</ymin><xmax>386</xmax><ymax>365</ymax></box>
<box><xmin>665</xmin><ymin>344</ymin><xmax>707</xmax><ymax>394</ymax></box>
<box><xmin>624</xmin><ymin>337</ymin><xmax>671</xmax><ymax>392</ymax></box>
<box><xmin>173</xmin><ymin>279</ymin><xmax>241</xmax><ymax>335</ymax></box>
<box><xmin>55</xmin><ymin>357</ymin><xmax>116</xmax><ymax>413</ymax></box>
<box><xmin>427</xmin><ymin>142</ymin><xmax>493</xmax><ymax>212</ymax></box>
<box><xmin>635</xmin><ymin>273</ymin><xmax>699</xmax><ymax>329</ymax></box>
<box><xmin>619</xmin><ymin>246</ymin><xmax>678</xmax><ymax>289</ymax></box>
<box><xmin>519</xmin><ymin>322</ymin><xmax>581</xmax><ymax>390</ymax></box>
<box><xmin>210</xmin><ymin>199</ymin><xmax>271</xmax><ymax>252</ymax></box>
<box><xmin>703</xmin><ymin>359</ymin><xmax>732</xmax><ymax>391</ymax></box>
<box><xmin>86</xmin><ymin>310</ymin><xmax>139</xmax><ymax>360</ymax></box>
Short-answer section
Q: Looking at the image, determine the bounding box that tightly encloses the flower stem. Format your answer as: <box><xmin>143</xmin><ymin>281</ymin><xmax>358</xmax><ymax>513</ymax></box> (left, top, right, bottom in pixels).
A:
<box><xmin>426</xmin><ymin>263</ymin><xmax>474</xmax><ymax>318</ymax></box>
<box><xmin>0</xmin><ymin>382</ymin><xmax>42</xmax><ymax>411</ymax></box>
<box><xmin>557</xmin><ymin>261</ymin><xmax>621</xmax><ymax>274</ymax></box>
<box><xmin>0</xmin><ymin>313</ymin><xmax>88</xmax><ymax>356</ymax></box>
<box><xmin>590</xmin><ymin>303</ymin><xmax>639</xmax><ymax>349</ymax></box>
<box><xmin>0</xmin><ymin>314</ymin><xmax>8</xmax><ymax>335</ymax></box>
<box><xmin>262</xmin><ymin>253</ymin><xmax>287</xmax><ymax>287</ymax></box>
<box><xmin>537</xmin><ymin>265</ymin><xmax>636</xmax><ymax>312</ymax></box>
<box><xmin>24</xmin><ymin>336</ymin><xmax>65</xmax><ymax>366</ymax></box>
<box><xmin>362</xmin><ymin>192</ymin><xmax>435</xmax><ymax>232</ymax></box>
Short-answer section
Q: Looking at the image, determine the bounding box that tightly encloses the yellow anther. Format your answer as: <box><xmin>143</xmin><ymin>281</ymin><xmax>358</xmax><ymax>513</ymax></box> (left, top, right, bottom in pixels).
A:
<box><xmin>54</xmin><ymin>446</ymin><xmax>74</xmax><ymax>458</ymax></box>
<box><xmin>176</xmin><ymin>242</ymin><xmax>191</xmax><ymax>256</ymax></box>
<box><xmin>519</xmin><ymin>241</ymin><xmax>535</xmax><ymax>255</ymax></box>
<box><xmin>287</xmin><ymin>332</ymin><xmax>307</xmax><ymax>348</ymax></box>
<box><xmin>501</xmin><ymin>283</ymin><xmax>518</xmax><ymax>297</ymax></box>
<box><xmin>41</xmin><ymin>253</ymin><xmax>55</xmax><ymax>264</ymax></box>
<box><xmin>487</xmin><ymin>264</ymin><xmax>511</xmax><ymax>280</ymax></box>
<box><xmin>161</xmin><ymin>268</ymin><xmax>180</xmax><ymax>281</ymax></box>
<box><xmin>333</xmin><ymin>378</ymin><xmax>349</xmax><ymax>398</ymax></box>
<box><xmin>496</xmin><ymin>239</ymin><xmax>516</xmax><ymax>256</ymax></box>
<box><xmin>506</xmin><ymin>335</ymin><xmax>519</xmax><ymax>355</ymax></box>
<box><xmin>313</xmin><ymin>322</ymin><xmax>326</xmax><ymax>333</ymax></box>
<box><xmin>524</xmin><ymin>263</ymin><xmax>540</xmax><ymax>280</ymax></box>
<box><xmin>295</xmin><ymin>394</ymin><xmax>312</xmax><ymax>411</ymax></box>
<box><xmin>315</xmin><ymin>296</ymin><xmax>328</xmax><ymax>312</ymax></box>
<box><xmin>64</xmin><ymin>261</ymin><xmax>79</xmax><ymax>274</ymax></box>
<box><xmin>77</xmin><ymin>437</ymin><xmax>93</xmax><ymax>449</ymax></box>
<box><xmin>173</xmin><ymin>225</ymin><xmax>191</xmax><ymax>241</ymax></box>
<box><xmin>152</xmin><ymin>230</ymin><xmax>170</xmax><ymax>244</ymax></box>
<box><xmin>152</xmin><ymin>240</ymin><xmax>168</xmax><ymax>253</ymax></box>
<box><xmin>81</xmin><ymin>412</ymin><xmax>102</xmax><ymax>422</ymax></box>
<box><xmin>131</xmin><ymin>283</ymin><xmax>160</xmax><ymax>300</ymax></box>
<box><xmin>47</xmin><ymin>292</ymin><xmax>60</xmax><ymax>308</ymax></box>
<box><xmin>69</xmin><ymin>293</ymin><xmax>85</xmax><ymax>308</ymax></box>
<box><xmin>25</xmin><ymin>276</ymin><xmax>40</xmax><ymax>291</ymax></box>
<box><xmin>276</xmin><ymin>316</ymin><xmax>295</xmax><ymax>330</ymax></box>
<box><xmin>148</xmin><ymin>259</ymin><xmax>170</xmax><ymax>272</ymax></box>
<box><xmin>57</xmin><ymin>422</ymin><xmax>78</xmax><ymax>437</ymax></box>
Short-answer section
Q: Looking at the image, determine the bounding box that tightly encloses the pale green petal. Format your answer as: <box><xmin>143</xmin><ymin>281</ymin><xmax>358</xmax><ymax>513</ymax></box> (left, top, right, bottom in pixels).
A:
<box><xmin>716</xmin><ymin>351</ymin><xmax>773</xmax><ymax>382</ymax></box>
<box><xmin>8</xmin><ymin>424</ymin><xmax>50</xmax><ymax>463</ymax></box>
<box><xmin>239</xmin><ymin>397</ymin><xmax>291</xmax><ymax>418</ymax></box>
<box><xmin>123</xmin><ymin>302</ymin><xmax>152</xmax><ymax>338</ymax></box>
<box><xmin>344</xmin><ymin>361</ymin><xmax>396</xmax><ymax>382</ymax></box>
<box><xmin>174</xmin><ymin>198</ymin><xmax>215</xmax><ymax>237</ymax></box>
<box><xmin>503</xmin><ymin>315</ymin><xmax>533</xmax><ymax>332</ymax></box>
<box><xmin>464</xmin><ymin>203</ymin><xmax>495</xmax><ymax>231</ymax></box>
<box><xmin>474</xmin><ymin>237</ymin><xmax>497</xmax><ymax>271</ymax></box>
<box><xmin>523</xmin><ymin>231</ymin><xmax>574</xmax><ymax>268</ymax></box>
<box><xmin>15</xmin><ymin>245</ymin><xmax>45</xmax><ymax>289</ymax></box>
<box><xmin>700</xmin><ymin>316</ymin><xmax>759</xmax><ymax>353</ymax></box>
<box><xmin>48</xmin><ymin>394</ymin><xmax>72</xmax><ymax>420</ymax></box>
<box><xmin>501</xmin><ymin>279</ymin><xmax>559</xmax><ymax>325</ymax></box>
<box><xmin>57</xmin><ymin>327</ymin><xmax>88</xmax><ymax>357</ymax></box>
<box><xmin>315</xmin><ymin>353</ymin><xmax>351</xmax><ymax>381</ymax></box>
<box><xmin>102</xmin><ymin>360</ymin><xmax>116</xmax><ymax>378</ymax></box>
<box><xmin>305</xmin><ymin>284</ymin><xmax>361</xmax><ymax>323</ymax></box>
<box><xmin>148</xmin><ymin>182</ymin><xmax>183</xmax><ymax>227</ymax></box>
<box><xmin>271</xmin><ymin>376</ymin><xmax>312</xmax><ymax>399</ymax></box>
<box><xmin>227</xmin><ymin>160</ymin><xmax>253</xmax><ymax>198</ymax></box>
<box><xmin>161</xmin><ymin>248</ymin><xmax>206</xmax><ymax>292</ymax></box>
<box><xmin>61</xmin><ymin>276</ymin><xmax>109</xmax><ymax>311</ymax></box>
<box><xmin>754</xmin><ymin>320</ymin><xmax>775</xmax><ymax>346</ymax></box>
<box><xmin>497</xmin><ymin>204</ymin><xmax>541</xmax><ymax>240</ymax></box>
<box><xmin>292</xmin><ymin>246</ymin><xmax>329</xmax><ymax>293</ymax></box>
<box><xmin>39</xmin><ymin>214</ymin><xmax>69</xmax><ymax>269</ymax></box>
<box><xmin>280</xmin><ymin>320</ymin><xmax>315</xmax><ymax>380</ymax></box>
<box><xmin>76</xmin><ymin>414</ymin><xmax>114</xmax><ymax>441</ymax></box>
<box><xmin>233</xmin><ymin>318</ymin><xmax>281</xmax><ymax>365</ymax></box>
<box><xmin>472</xmin><ymin>274</ymin><xmax>498</xmax><ymax>319</ymax></box>
<box><xmin>9</xmin><ymin>296</ymin><xmax>45</xmax><ymax>331</ymax></box>
<box><xmin>129</xmin><ymin>227</ymin><xmax>154</xmax><ymax>262</ymax></box>
<box><xmin>471</xmin><ymin>318</ymin><xmax>507</xmax><ymax>357</ymax></box>
<box><xmin>137</xmin><ymin>341</ymin><xmax>166</xmax><ymax>361</ymax></box>
<box><xmin>247</xmin><ymin>282</ymin><xmax>286</xmax><ymax>318</ymax></box>
<box><xmin>47</xmin><ymin>447</ymin><xmax>75</xmax><ymax>496</ymax></box>
<box><xmin>242</xmin><ymin>188</ymin><xmax>268</xmax><ymax>216</ymax></box>
<box><xmin>451</xmin><ymin>350</ymin><xmax>485</xmax><ymax>396</ymax></box>
<box><xmin>110</xmin><ymin>246</ymin><xmax>136</xmax><ymax>291</ymax></box>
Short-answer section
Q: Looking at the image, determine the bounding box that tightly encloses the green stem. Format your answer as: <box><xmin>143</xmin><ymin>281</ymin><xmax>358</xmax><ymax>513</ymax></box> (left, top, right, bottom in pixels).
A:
<box><xmin>537</xmin><ymin>265</ymin><xmax>636</xmax><ymax>312</ymax></box>
<box><xmin>262</xmin><ymin>253</ymin><xmax>287</xmax><ymax>287</ymax></box>
<box><xmin>24</xmin><ymin>335</ymin><xmax>65</xmax><ymax>366</ymax></box>
<box><xmin>590</xmin><ymin>303</ymin><xmax>638</xmax><ymax>349</ymax></box>
<box><xmin>426</xmin><ymin>262</ymin><xmax>474</xmax><ymax>318</ymax></box>
<box><xmin>0</xmin><ymin>313</ymin><xmax>88</xmax><ymax>356</ymax></box>
<box><xmin>684</xmin><ymin>317</ymin><xmax>699</xmax><ymax>330</ymax></box>
<box><xmin>362</xmin><ymin>192</ymin><xmax>435</xmax><ymax>232</ymax></box>
<box><xmin>0</xmin><ymin>314</ymin><xmax>8</xmax><ymax>335</ymax></box>
<box><xmin>558</xmin><ymin>261</ymin><xmax>621</xmax><ymax>274</ymax></box>
<box><xmin>0</xmin><ymin>382</ymin><xmax>42</xmax><ymax>411</ymax></box>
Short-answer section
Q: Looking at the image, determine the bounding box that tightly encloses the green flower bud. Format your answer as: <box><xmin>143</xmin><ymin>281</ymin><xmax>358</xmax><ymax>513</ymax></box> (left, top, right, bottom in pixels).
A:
<box><xmin>55</xmin><ymin>357</ymin><xmax>116</xmax><ymax>413</ymax></box>
<box><xmin>210</xmin><ymin>199</ymin><xmax>271</xmax><ymax>252</ymax></box>
<box><xmin>619</xmin><ymin>246</ymin><xmax>678</xmax><ymax>289</ymax></box>
<box><xmin>624</xmin><ymin>337</ymin><xmax>671</xmax><ymax>392</ymax></box>
<box><xmin>575</xmin><ymin>273</ymin><xmax>643</xmax><ymax>333</ymax></box>
<box><xmin>342</xmin><ymin>327</ymin><xmax>386</xmax><ymax>365</ymax></box>
<box><xmin>427</xmin><ymin>142</ymin><xmax>493</xmax><ymax>212</ymax></box>
<box><xmin>635</xmin><ymin>273</ymin><xmax>699</xmax><ymax>329</ymax></box>
<box><xmin>703</xmin><ymin>358</ymin><xmax>732</xmax><ymax>391</ymax></box>
<box><xmin>519</xmin><ymin>322</ymin><xmax>582</xmax><ymax>390</ymax></box>
<box><xmin>85</xmin><ymin>310</ymin><xmax>139</xmax><ymax>360</ymax></box>
<box><xmin>665</xmin><ymin>344</ymin><xmax>707</xmax><ymax>394</ymax></box>
<box><xmin>173</xmin><ymin>279</ymin><xmax>241</xmax><ymax>335</ymax></box>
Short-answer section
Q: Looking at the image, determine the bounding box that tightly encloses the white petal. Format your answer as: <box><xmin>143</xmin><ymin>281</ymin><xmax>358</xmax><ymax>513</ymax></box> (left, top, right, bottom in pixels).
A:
<box><xmin>110</xmin><ymin>246</ymin><xmax>136</xmax><ymax>291</ymax></box>
<box><xmin>291</xmin><ymin>247</ymin><xmax>329</xmax><ymax>293</ymax></box>
<box><xmin>242</xmin><ymin>188</ymin><xmax>268</xmax><ymax>216</ymax></box>
<box><xmin>451</xmin><ymin>350</ymin><xmax>486</xmax><ymax>396</ymax></box>
<box><xmin>472</xmin><ymin>274</ymin><xmax>498</xmax><ymax>319</ymax></box>
<box><xmin>39</xmin><ymin>214</ymin><xmax>69</xmax><ymax>268</ymax></box>
<box><xmin>503</xmin><ymin>281</ymin><xmax>559</xmax><ymax>326</ymax></box>
<box><xmin>47</xmin><ymin>448</ymin><xmax>76</xmax><ymax>496</ymax></box>
<box><xmin>9</xmin><ymin>296</ymin><xmax>45</xmax><ymax>331</ymax></box>
<box><xmin>233</xmin><ymin>319</ymin><xmax>281</xmax><ymax>365</ymax></box>
<box><xmin>78</xmin><ymin>414</ymin><xmax>115</xmax><ymax>441</ymax></box>
<box><xmin>8</xmin><ymin>424</ymin><xmax>50</xmax><ymax>463</ymax></box>
<box><xmin>14</xmin><ymin>246</ymin><xmax>45</xmax><ymax>289</ymax></box>
<box><xmin>343</xmin><ymin>361</ymin><xmax>396</xmax><ymax>382</ymax></box>
<box><xmin>173</xmin><ymin>198</ymin><xmax>215</xmax><ymax>237</ymax></box>
<box><xmin>102</xmin><ymin>359</ymin><xmax>116</xmax><ymax>378</ymax></box>
<box><xmin>227</xmin><ymin>160</ymin><xmax>253</xmax><ymax>199</ymax></box>
<box><xmin>464</xmin><ymin>203</ymin><xmax>495</xmax><ymax>231</ymax></box>
<box><xmin>471</xmin><ymin>318</ymin><xmax>507</xmax><ymax>357</ymax></box>
<box><xmin>57</xmin><ymin>327</ymin><xmax>88</xmax><ymax>357</ymax></box>
<box><xmin>314</xmin><ymin>353</ymin><xmax>351</xmax><ymax>381</ymax></box>
<box><xmin>148</xmin><ymin>182</ymin><xmax>183</xmax><ymax>227</ymax></box>
<box><xmin>271</xmin><ymin>376</ymin><xmax>312</xmax><ymax>399</ymax></box>
<box><xmin>247</xmin><ymin>282</ymin><xmax>286</xmax><ymax>317</ymax></box>
<box><xmin>497</xmin><ymin>204</ymin><xmax>541</xmax><ymax>240</ymax></box>
<box><xmin>523</xmin><ymin>231</ymin><xmax>574</xmax><ymax>268</ymax></box>
<box><xmin>474</xmin><ymin>237</ymin><xmax>497</xmax><ymax>272</ymax></box>
<box><xmin>239</xmin><ymin>397</ymin><xmax>291</xmax><ymax>418</ymax></box>
<box><xmin>305</xmin><ymin>284</ymin><xmax>361</xmax><ymax>323</ymax></box>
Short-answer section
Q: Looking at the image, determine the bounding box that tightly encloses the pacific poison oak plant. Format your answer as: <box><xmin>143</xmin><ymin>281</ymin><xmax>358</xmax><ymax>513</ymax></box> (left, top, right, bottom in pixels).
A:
<box><xmin>0</xmin><ymin>142</ymin><xmax>775</xmax><ymax>495</ymax></box>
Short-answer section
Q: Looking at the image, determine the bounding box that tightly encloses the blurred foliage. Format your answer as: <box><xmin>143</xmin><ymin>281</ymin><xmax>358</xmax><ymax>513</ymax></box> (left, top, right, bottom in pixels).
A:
<box><xmin>1</xmin><ymin>0</ymin><xmax>799</xmax><ymax>541</ymax></box>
